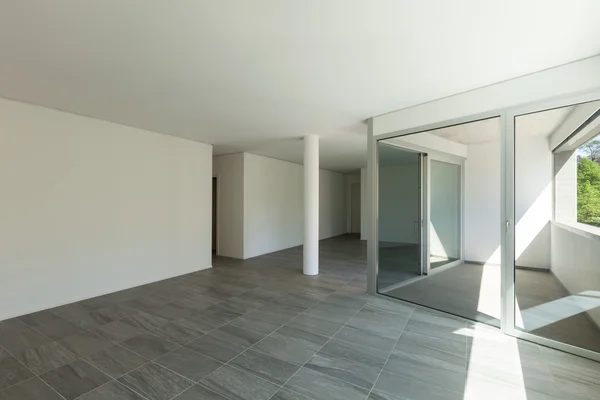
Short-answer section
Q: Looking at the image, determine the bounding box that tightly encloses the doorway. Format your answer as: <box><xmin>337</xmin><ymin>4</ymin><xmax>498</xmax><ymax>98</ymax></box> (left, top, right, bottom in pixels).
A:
<box><xmin>212</xmin><ymin>177</ymin><xmax>217</xmax><ymax>252</ymax></box>
<box><xmin>350</xmin><ymin>182</ymin><xmax>361</xmax><ymax>234</ymax></box>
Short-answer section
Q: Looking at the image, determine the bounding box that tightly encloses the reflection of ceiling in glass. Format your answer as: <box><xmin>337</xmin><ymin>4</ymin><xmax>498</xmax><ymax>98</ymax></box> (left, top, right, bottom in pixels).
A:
<box><xmin>429</xmin><ymin>117</ymin><xmax>500</xmax><ymax>145</ymax></box>
<box><xmin>377</xmin><ymin>143</ymin><xmax>419</xmax><ymax>167</ymax></box>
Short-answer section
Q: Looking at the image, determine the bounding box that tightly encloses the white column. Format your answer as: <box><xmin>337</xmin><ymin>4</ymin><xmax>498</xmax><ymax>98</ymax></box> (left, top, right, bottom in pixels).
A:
<box><xmin>304</xmin><ymin>135</ymin><xmax>319</xmax><ymax>275</ymax></box>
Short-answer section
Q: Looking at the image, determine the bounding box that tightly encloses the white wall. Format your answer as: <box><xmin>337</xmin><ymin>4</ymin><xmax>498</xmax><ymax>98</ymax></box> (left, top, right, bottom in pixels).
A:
<box><xmin>430</xmin><ymin>160</ymin><xmax>461</xmax><ymax>259</ymax></box>
<box><xmin>243</xmin><ymin>154</ymin><xmax>303</xmax><ymax>258</ymax></box>
<box><xmin>463</xmin><ymin>135</ymin><xmax>552</xmax><ymax>267</ymax></box>
<box><xmin>213</xmin><ymin>154</ymin><xmax>244</xmax><ymax>259</ymax></box>
<box><xmin>345</xmin><ymin>173</ymin><xmax>361</xmax><ymax>233</ymax></box>
<box><xmin>0</xmin><ymin>98</ymin><xmax>212</xmax><ymax>321</ymax></box>
<box><xmin>243</xmin><ymin>153</ymin><xmax>347</xmax><ymax>259</ymax></box>
<box><xmin>514</xmin><ymin>134</ymin><xmax>552</xmax><ymax>269</ymax></box>
<box><xmin>373</xmin><ymin>55</ymin><xmax>600</xmax><ymax>136</ymax></box>
<box><xmin>319</xmin><ymin>169</ymin><xmax>347</xmax><ymax>239</ymax></box>
<box><xmin>551</xmin><ymin>223</ymin><xmax>600</xmax><ymax>326</ymax></box>
<box><xmin>379</xmin><ymin>164</ymin><xmax>420</xmax><ymax>244</ymax></box>
<box><xmin>464</xmin><ymin>140</ymin><xmax>502</xmax><ymax>264</ymax></box>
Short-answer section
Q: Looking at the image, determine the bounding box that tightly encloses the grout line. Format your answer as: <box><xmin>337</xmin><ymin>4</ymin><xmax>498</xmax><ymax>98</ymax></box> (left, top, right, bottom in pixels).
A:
<box><xmin>265</xmin><ymin>300</ymin><xmax>369</xmax><ymax>400</ymax></box>
<box><xmin>0</xmin><ymin>344</ymin><xmax>68</xmax><ymax>400</ymax></box>
<box><xmin>364</xmin><ymin>307</ymin><xmax>415</xmax><ymax>400</ymax></box>
<box><xmin>0</xmin><ymin>257</ymin><xmax>366</xmax><ymax>400</ymax></box>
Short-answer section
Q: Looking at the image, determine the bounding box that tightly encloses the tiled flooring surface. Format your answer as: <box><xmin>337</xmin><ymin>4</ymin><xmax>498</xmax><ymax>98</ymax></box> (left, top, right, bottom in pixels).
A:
<box><xmin>0</xmin><ymin>235</ymin><xmax>599</xmax><ymax>399</ymax></box>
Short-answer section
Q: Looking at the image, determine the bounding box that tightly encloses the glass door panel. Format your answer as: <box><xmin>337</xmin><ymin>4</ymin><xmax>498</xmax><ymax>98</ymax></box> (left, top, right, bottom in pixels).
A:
<box><xmin>429</xmin><ymin>160</ymin><xmax>461</xmax><ymax>270</ymax></box>
<box><xmin>377</xmin><ymin>117</ymin><xmax>501</xmax><ymax>328</ymax></box>
<box><xmin>377</xmin><ymin>142</ymin><xmax>422</xmax><ymax>293</ymax></box>
<box><xmin>514</xmin><ymin>100</ymin><xmax>600</xmax><ymax>353</ymax></box>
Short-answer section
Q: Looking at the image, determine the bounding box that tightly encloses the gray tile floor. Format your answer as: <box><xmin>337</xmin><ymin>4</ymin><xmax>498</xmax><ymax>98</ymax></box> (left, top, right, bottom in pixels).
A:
<box><xmin>0</xmin><ymin>235</ymin><xmax>599</xmax><ymax>400</ymax></box>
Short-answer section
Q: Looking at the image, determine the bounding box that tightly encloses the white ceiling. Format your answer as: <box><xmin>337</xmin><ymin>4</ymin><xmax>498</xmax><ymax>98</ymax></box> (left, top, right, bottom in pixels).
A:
<box><xmin>1</xmin><ymin>1</ymin><xmax>600</xmax><ymax>172</ymax></box>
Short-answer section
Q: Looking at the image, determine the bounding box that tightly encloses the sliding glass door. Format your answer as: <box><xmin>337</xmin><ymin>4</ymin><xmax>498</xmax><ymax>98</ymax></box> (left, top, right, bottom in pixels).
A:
<box><xmin>376</xmin><ymin>143</ymin><xmax>423</xmax><ymax>292</ymax></box>
<box><xmin>509</xmin><ymin>99</ymin><xmax>600</xmax><ymax>357</ymax></box>
<box><xmin>429</xmin><ymin>159</ymin><xmax>462</xmax><ymax>271</ymax></box>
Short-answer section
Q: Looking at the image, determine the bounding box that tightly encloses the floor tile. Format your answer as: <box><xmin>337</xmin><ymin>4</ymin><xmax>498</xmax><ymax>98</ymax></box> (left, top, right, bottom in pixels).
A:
<box><xmin>172</xmin><ymin>294</ymin><xmax>222</xmax><ymax>314</ymax></box>
<box><xmin>78</xmin><ymin>294</ymin><xmax>117</xmax><ymax>311</ymax></box>
<box><xmin>230</xmin><ymin>349</ymin><xmax>300</xmax><ymax>385</ymax></box>
<box><xmin>118</xmin><ymin>363</ymin><xmax>193</xmax><ymax>400</ymax></box>
<box><xmin>271</xmin><ymin>326</ymin><xmax>329</xmax><ymax>351</ymax></box>
<box><xmin>40</xmin><ymin>359</ymin><xmax>111</xmax><ymax>400</ymax></box>
<box><xmin>0</xmin><ymin>321</ymin><xmax>50</xmax><ymax>353</ymax></box>
<box><xmin>19</xmin><ymin>311</ymin><xmax>82</xmax><ymax>341</ymax></box>
<box><xmin>320</xmin><ymin>339</ymin><xmax>389</xmax><ymax>369</ymax></box>
<box><xmin>302</xmin><ymin>304</ymin><xmax>358</xmax><ymax>324</ymax></box>
<box><xmin>0</xmin><ymin>348</ymin><xmax>35</xmax><ymax>391</ymax></box>
<box><xmin>173</xmin><ymin>384</ymin><xmax>229</xmax><ymax>400</ymax></box>
<box><xmin>176</xmin><ymin>313</ymin><xmax>220</xmax><ymax>334</ymax></box>
<box><xmin>15</xmin><ymin>341</ymin><xmax>77</xmax><ymax>375</ymax></box>
<box><xmin>397</xmin><ymin>329</ymin><xmax>466</xmax><ymax>358</ymax></box>
<box><xmin>228</xmin><ymin>316</ymin><xmax>281</xmax><ymax>335</ymax></box>
<box><xmin>77</xmin><ymin>380</ymin><xmax>146</xmax><ymax>400</ymax></box>
<box><xmin>348</xmin><ymin>307</ymin><xmax>410</xmax><ymax>331</ymax></box>
<box><xmin>121</xmin><ymin>311</ymin><xmax>169</xmax><ymax>331</ymax></box>
<box><xmin>245</xmin><ymin>305</ymin><xmax>301</xmax><ymax>325</ymax></box>
<box><xmin>253</xmin><ymin>336</ymin><xmax>316</xmax><ymax>366</ymax></box>
<box><xmin>122</xmin><ymin>333</ymin><xmax>179</xmax><ymax>360</ymax></box>
<box><xmin>284</xmin><ymin>367</ymin><xmax>370</xmax><ymax>400</ymax></box>
<box><xmin>152</xmin><ymin>323</ymin><xmax>203</xmax><ymax>345</ymax></box>
<box><xmin>93</xmin><ymin>320</ymin><xmax>146</xmax><ymax>342</ymax></box>
<box><xmin>85</xmin><ymin>345</ymin><xmax>148</xmax><ymax>378</ymax></box>
<box><xmin>0</xmin><ymin>377</ymin><xmax>63</xmax><ymax>400</ymax></box>
<box><xmin>395</xmin><ymin>337</ymin><xmax>467</xmax><ymax>370</ymax></box>
<box><xmin>305</xmin><ymin>352</ymin><xmax>381</xmax><ymax>390</ymax></box>
<box><xmin>403</xmin><ymin>309</ymin><xmax>467</xmax><ymax>344</ymax></box>
<box><xmin>383</xmin><ymin>350</ymin><xmax>466</xmax><ymax>394</ymax></box>
<box><xmin>155</xmin><ymin>347</ymin><xmax>222</xmax><ymax>381</ymax></box>
<box><xmin>146</xmin><ymin>303</ymin><xmax>194</xmax><ymax>322</ymax></box>
<box><xmin>367</xmin><ymin>297</ymin><xmax>415</xmax><ymax>316</ymax></box>
<box><xmin>50</xmin><ymin>304</ymin><xmax>113</xmax><ymax>329</ymax></box>
<box><xmin>60</xmin><ymin>331</ymin><xmax>112</xmax><ymax>357</ymax></box>
<box><xmin>374</xmin><ymin>370</ymin><xmax>463</xmax><ymax>400</ymax></box>
<box><xmin>200</xmin><ymin>365</ymin><xmax>279</xmax><ymax>400</ymax></box>
<box><xmin>271</xmin><ymin>387</ymin><xmax>315</xmax><ymax>400</ymax></box>
<box><xmin>335</xmin><ymin>325</ymin><xmax>398</xmax><ymax>353</ymax></box>
<box><xmin>185</xmin><ymin>335</ymin><xmax>246</xmax><ymax>363</ymax></box>
<box><xmin>209</xmin><ymin>325</ymin><xmax>264</xmax><ymax>347</ymax></box>
<box><xmin>285</xmin><ymin>314</ymin><xmax>344</xmax><ymax>338</ymax></box>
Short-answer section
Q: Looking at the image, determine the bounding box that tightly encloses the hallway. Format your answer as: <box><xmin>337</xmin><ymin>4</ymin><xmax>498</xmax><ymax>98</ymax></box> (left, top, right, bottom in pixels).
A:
<box><xmin>0</xmin><ymin>236</ymin><xmax>598</xmax><ymax>400</ymax></box>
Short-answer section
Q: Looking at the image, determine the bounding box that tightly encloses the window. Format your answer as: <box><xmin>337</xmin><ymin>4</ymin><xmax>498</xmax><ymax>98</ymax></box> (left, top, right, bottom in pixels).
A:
<box><xmin>577</xmin><ymin>136</ymin><xmax>600</xmax><ymax>227</ymax></box>
<box><xmin>552</xmin><ymin>103</ymin><xmax>600</xmax><ymax>231</ymax></box>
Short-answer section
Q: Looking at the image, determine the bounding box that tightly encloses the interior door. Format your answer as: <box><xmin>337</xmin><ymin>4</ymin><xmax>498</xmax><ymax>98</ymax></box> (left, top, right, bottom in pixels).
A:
<box><xmin>377</xmin><ymin>142</ymin><xmax>423</xmax><ymax>292</ymax></box>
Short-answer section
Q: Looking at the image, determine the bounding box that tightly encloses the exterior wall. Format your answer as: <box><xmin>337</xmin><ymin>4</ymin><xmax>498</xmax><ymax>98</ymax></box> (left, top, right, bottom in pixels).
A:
<box><xmin>0</xmin><ymin>97</ymin><xmax>212</xmax><ymax>321</ymax></box>
<box><xmin>551</xmin><ymin>222</ymin><xmax>600</xmax><ymax>327</ymax></box>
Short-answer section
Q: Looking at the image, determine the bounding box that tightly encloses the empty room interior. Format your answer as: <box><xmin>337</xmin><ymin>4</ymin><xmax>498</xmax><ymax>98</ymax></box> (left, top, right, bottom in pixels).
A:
<box><xmin>1</xmin><ymin>2</ymin><xmax>600</xmax><ymax>400</ymax></box>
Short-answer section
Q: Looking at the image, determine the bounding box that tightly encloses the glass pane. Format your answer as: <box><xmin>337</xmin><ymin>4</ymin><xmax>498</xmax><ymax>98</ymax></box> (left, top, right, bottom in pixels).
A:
<box><xmin>515</xmin><ymin>100</ymin><xmax>600</xmax><ymax>353</ymax></box>
<box><xmin>378</xmin><ymin>117</ymin><xmax>501</xmax><ymax>328</ymax></box>
<box><xmin>430</xmin><ymin>160</ymin><xmax>461</xmax><ymax>269</ymax></box>
<box><xmin>377</xmin><ymin>142</ymin><xmax>421</xmax><ymax>292</ymax></box>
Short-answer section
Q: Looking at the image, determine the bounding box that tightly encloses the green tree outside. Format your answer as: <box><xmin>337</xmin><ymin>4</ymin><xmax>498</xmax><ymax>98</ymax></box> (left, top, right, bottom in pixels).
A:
<box><xmin>578</xmin><ymin>157</ymin><xmax>600</xmax><ymax>227</ymax></box>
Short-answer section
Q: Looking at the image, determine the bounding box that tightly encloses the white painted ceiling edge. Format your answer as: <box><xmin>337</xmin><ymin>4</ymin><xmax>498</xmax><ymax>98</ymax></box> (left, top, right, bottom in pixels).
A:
<box><xmin>1</xmin><ymin>1</ymin><xmax>600</xmax><ymax>172</ymax></box>
<box><xmin>373</xmin><ymin>55</ymin><xmax>600</xmax><ymax>137</ymax></box>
